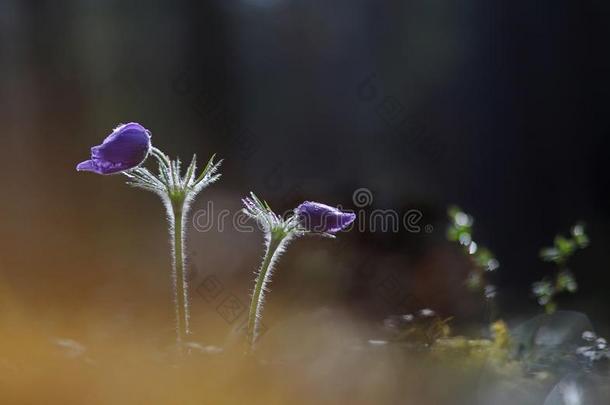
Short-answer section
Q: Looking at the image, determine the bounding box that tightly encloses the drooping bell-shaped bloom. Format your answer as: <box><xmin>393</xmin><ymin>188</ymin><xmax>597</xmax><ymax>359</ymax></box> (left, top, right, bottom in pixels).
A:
<box><xmin>295</xmin><ymin>201</ymin><xmax>356</xmax><ymax>234</ymax></box>
<box><xmin>76</xmin><ymin>123</ymin><xmax>151</xmax><ymax>175</ymax></box>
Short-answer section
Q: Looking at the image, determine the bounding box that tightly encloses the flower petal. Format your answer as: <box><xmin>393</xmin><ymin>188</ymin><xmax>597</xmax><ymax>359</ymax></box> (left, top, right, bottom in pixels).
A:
<box><xmin>296</xmin><ymin>201</ymin><xmax>356</xmax><ymax>233</ymax></box>
<box><xmin>76</xmin><ymin>160</ymin><xmax>100</xmax><ymax>173</ymax></box>
<box><xmin>77</xmin><ymin>122</ymin><xmax>152</xmax><ymax>175</ymax></box>
<box><xmin>93</xmin><ymin>124</ymin><xmax>150</xmax><ymax>164</ymax></box>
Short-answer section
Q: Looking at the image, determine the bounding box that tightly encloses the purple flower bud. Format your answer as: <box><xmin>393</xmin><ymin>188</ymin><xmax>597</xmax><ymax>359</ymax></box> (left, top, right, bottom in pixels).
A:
<box><xmin>76</xmin><ymin>123</ymin><xmax>152</xmax><ymax>175</ymax></box>
<box><xmin>295</xmin><ymin>201</ymin><xmax>356</xmax><ymax>234</ymax></box>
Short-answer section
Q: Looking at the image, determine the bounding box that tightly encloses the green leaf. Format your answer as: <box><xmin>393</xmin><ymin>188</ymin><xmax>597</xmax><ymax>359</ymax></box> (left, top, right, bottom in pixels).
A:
<box><xmin>554</xmin><ymin>235</ymin><xmax>575</xmax><ymax>257</ymax></box>
<box><xmin>557</xmin><ymin>271</ymin><xmax>578</xmax><ymax>293</ymax></box>
<box><xmin>540</xmin><ymin>247</ymin><xmax>560</xmax><ymax>262</ymax></box>
<box><xmin>532</xmin><ymin>280</ymin><xmax>553</xmax><ymax>297</ymax></box>
<box><xmin>571</xmin><ymin>223</ymin><xmax>589</xmax><ymax>248</ymax></box>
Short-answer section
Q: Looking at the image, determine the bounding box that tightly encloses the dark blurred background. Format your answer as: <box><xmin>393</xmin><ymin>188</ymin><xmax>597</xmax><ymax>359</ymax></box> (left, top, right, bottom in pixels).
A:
<box><xmin>2</xmin><ymin>0</ymin><xmax>610</xmax><ymax>341</ymax></box>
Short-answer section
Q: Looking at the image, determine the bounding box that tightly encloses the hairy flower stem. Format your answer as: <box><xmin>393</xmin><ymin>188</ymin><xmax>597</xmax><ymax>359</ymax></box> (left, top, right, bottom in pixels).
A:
<box><xmin>170</xmin><ymin>198</ymin><xmax>190</xmax><ymax>350</ymax></box>
<box><xmin>247</xmin><ymin>235</ymin><xmax>284</xmax><ymax>351</ymax></box>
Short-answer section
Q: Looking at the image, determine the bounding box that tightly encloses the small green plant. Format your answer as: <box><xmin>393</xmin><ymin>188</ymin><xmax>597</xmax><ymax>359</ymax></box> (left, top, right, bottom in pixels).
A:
<box><xmin>432</xmin><ymin>320</ymin><xmax>513</xmax><ymax>369</ymax></box>
<box><xmin>77</xmin><ymin>123</ymin><xmax>222</xmax><ymax>351</ymax></box>
<box><xmin>532</xmin><ymin>223</ymin><xmax>589</xmax><ymax>314</ymax></box>
<box><xmin>242</xmin><ymin>194</ymin><xmax>355</xmax><ymax>351</ymax></box>
<box><xmin>384</xmin><ymin>310</ymin><xmax>452</xmax><ymax>346</ymax></box>
<box><xmin>447</xmin><ymin>206</ymin><xmax>499</xmax><ymax>298</ymax></box>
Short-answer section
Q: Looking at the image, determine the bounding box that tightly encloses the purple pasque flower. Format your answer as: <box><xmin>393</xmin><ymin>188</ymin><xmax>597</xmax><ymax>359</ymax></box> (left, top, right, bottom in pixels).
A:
<box><xmin>295</xmin><ymin>201</ymin><xmax>356</xmax><ymax>234</ymax></box>
<box><xmin>243</xmin><ymin>194</ymin><xmax>356</xmax><ymax>350</ymax></box>
<box><xmin>76</xmin><ymin>122</ymin><xmax>152</xmax><ymax>175</ymax></box>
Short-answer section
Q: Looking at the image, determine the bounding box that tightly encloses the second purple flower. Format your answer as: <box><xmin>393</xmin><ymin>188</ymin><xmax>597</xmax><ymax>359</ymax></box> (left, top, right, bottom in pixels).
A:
<box><xmin>295</xmin><ymin>201</ymin><xmax>355</xmax><ymax>234</ymax></box>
